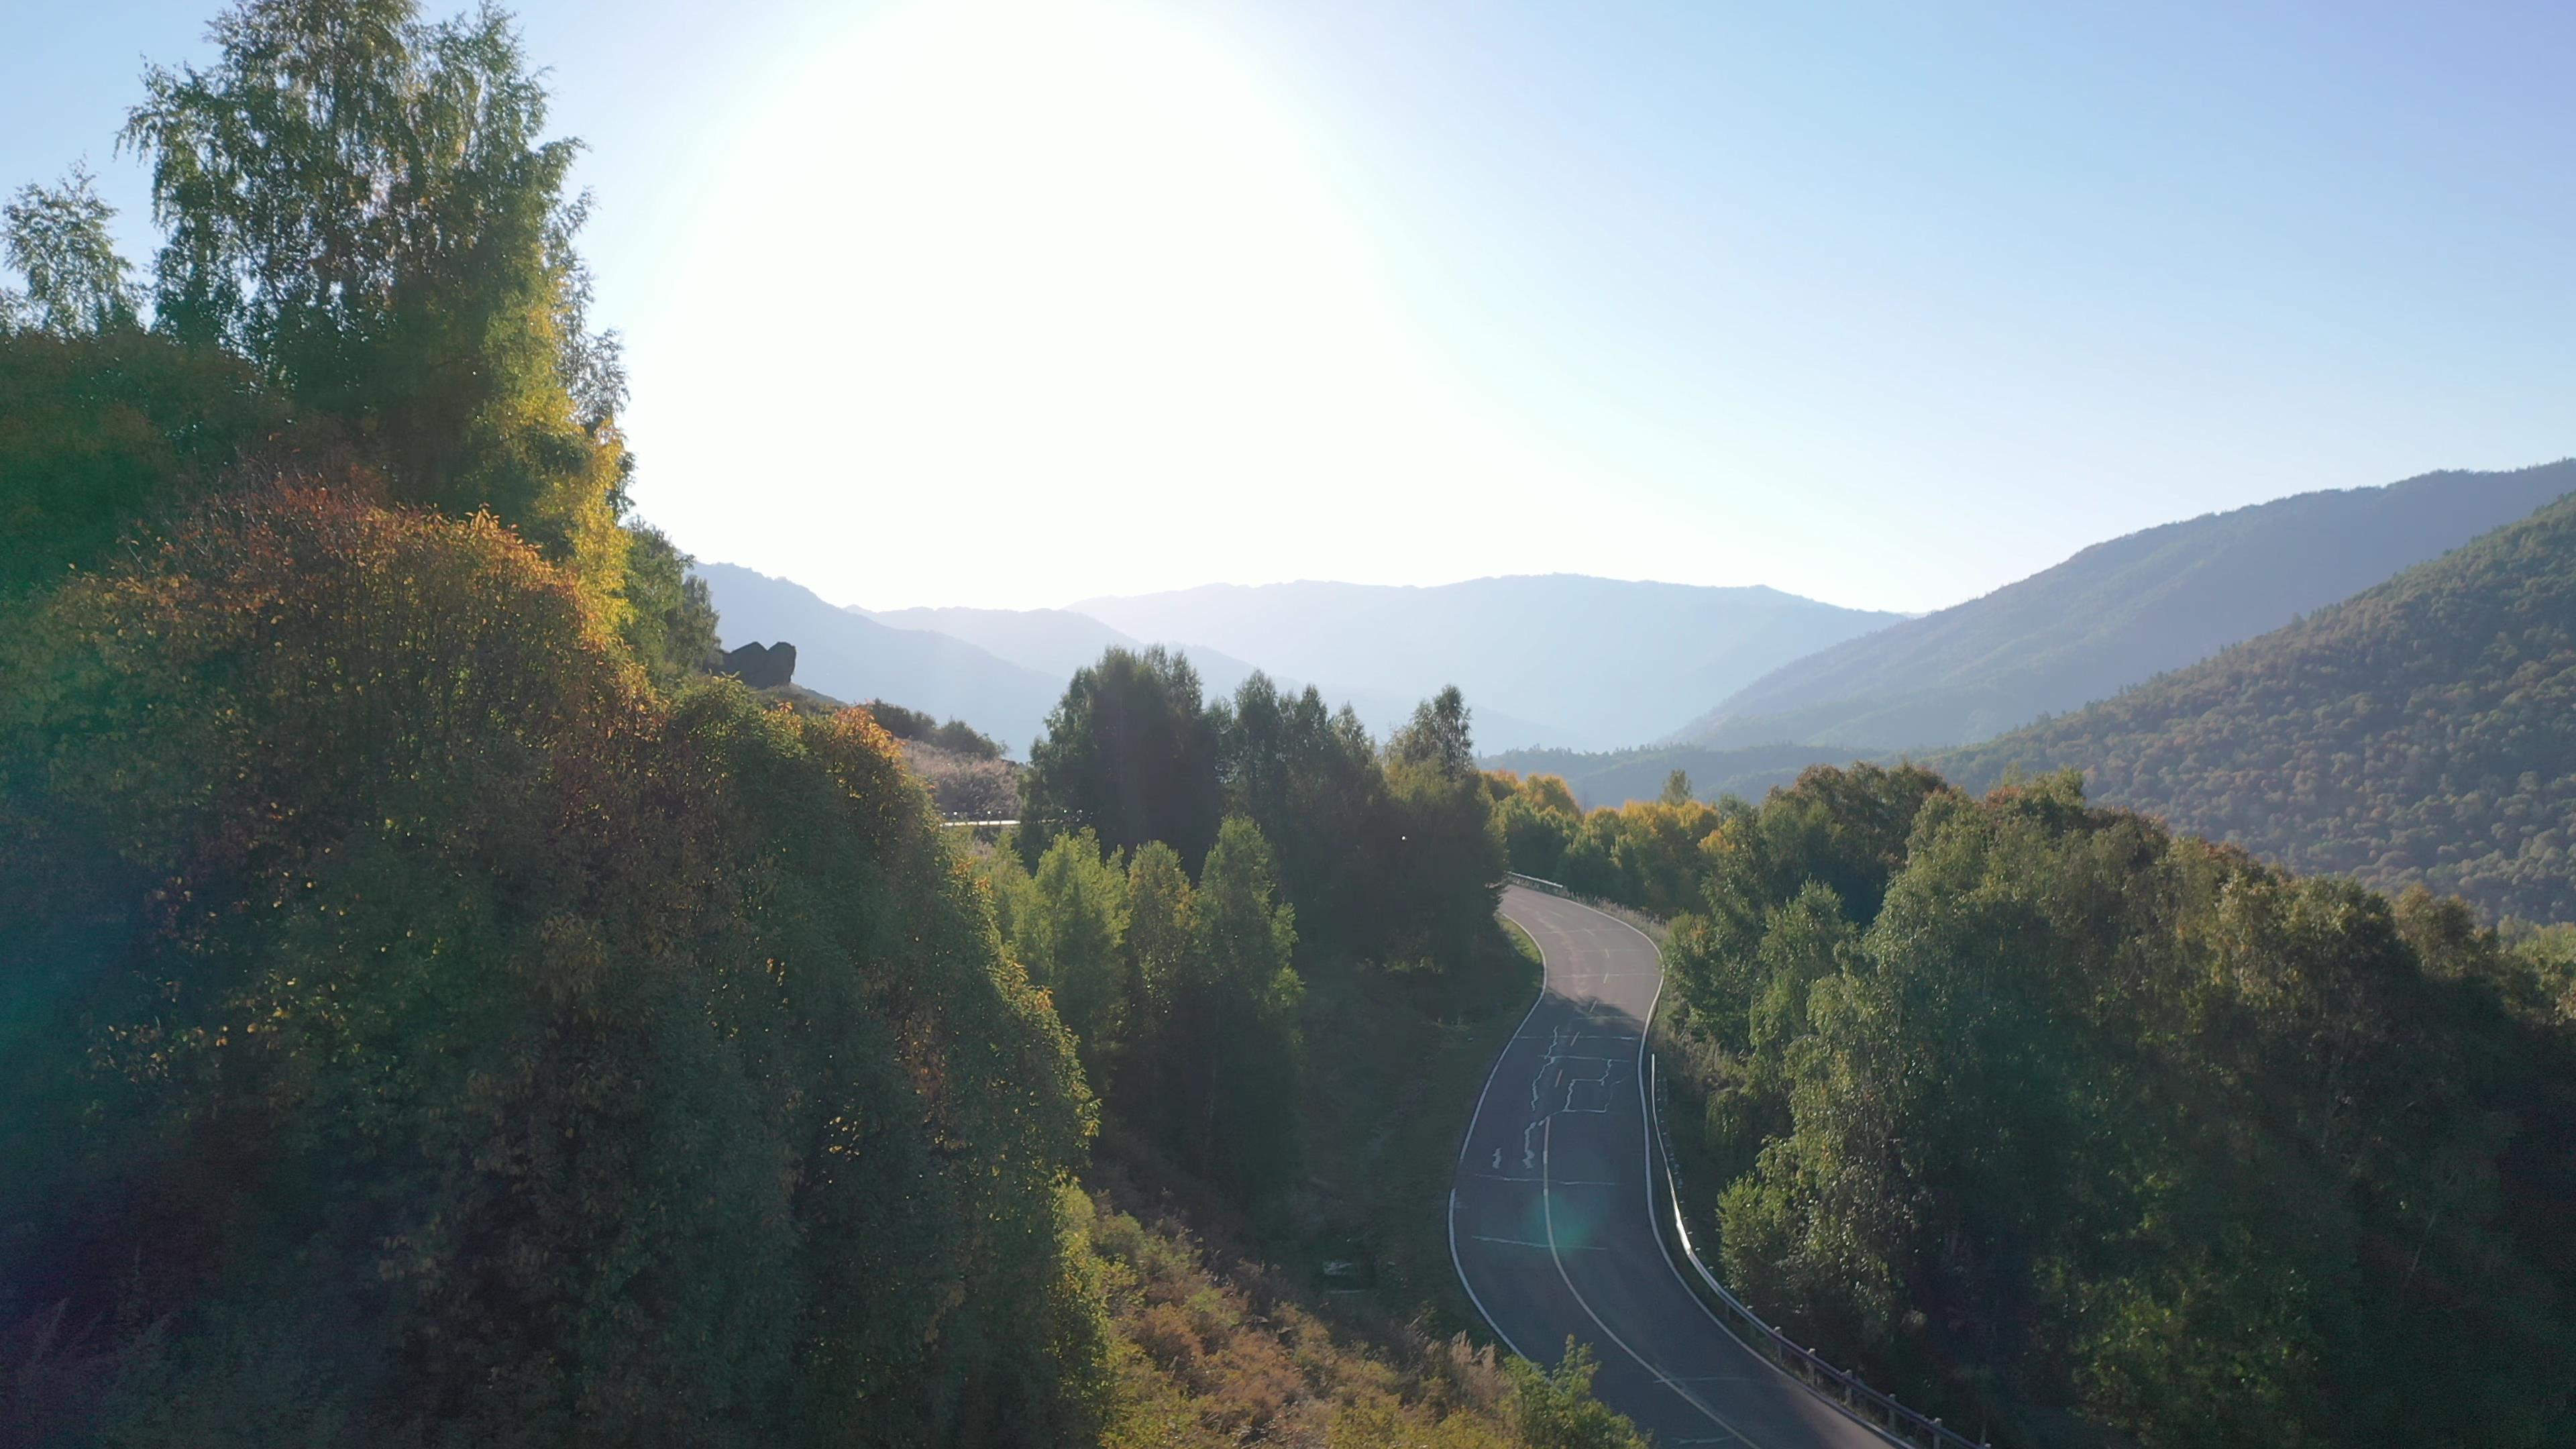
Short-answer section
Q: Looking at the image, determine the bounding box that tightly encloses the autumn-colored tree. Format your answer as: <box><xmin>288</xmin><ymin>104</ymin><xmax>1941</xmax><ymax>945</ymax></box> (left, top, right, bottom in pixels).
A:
<box><xmin>0</xmin><ymin>488</ymin><xmax>1108</xmax><ymax>1445</ymax></box>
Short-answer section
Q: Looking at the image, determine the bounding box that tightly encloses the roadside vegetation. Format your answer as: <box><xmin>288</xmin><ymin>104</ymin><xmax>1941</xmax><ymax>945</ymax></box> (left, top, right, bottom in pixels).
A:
<box><xmin>1532</xmin><ymin>759</ymin><xmax>2576</xmax><ymax>1447</ymax></box>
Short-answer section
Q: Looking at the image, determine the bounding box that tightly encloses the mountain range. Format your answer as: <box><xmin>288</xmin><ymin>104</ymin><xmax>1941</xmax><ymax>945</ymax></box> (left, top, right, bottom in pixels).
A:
<box><xmin>1940</xmin><ymin>485</ymin><xmax>2576</xmax><ymax>924</ymax></box>
<box><xmin>702</xmin><ymin>570</ymin><xmax>1903</xmax><ymax>754</ymax></box>
<box><xmin>1679</xmin><ymin>460</ymin><xmax>2576</xmax><ymax>753</ymax></box>
<box><xmin>1068</xmin><ymin>575</ymin><xmax>1903</xmax><ymax>750</ymax></box>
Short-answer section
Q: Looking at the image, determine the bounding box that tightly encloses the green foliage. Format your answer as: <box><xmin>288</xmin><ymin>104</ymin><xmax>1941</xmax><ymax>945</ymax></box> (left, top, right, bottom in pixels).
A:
<box><xmin>865</xmin><ymin>697</ymin><xmax>1005</xmax><ymax>759</ymax></box>
<box><xmin>0</xmin><ymin>325</ymin><xmax>287</xmax><ymax>595</ymax></box>
<box><xmin>123</xmin><ymin>0</ymin><xmax>632</xmax><ymax>589</ymax></box>
<box><xmin>0</xmin><ymin>488</ymin><xmax>1104</xmax><ymax>1446</ymax></box>
<box><xmin>1021</xmin><ymin>830</ymin><xmax>1134</xmax><ymax>1085</ymax></box>
<box><xmin>1022</xmin><ymin>645</ymin><xmax>1225</xmax><ymax>867</ymax></box>
<box><xmin>1378</xmin><ymin>687</ymin><xmax>1509</xmax><ymax>964</ymax></box>
<box><xmin>3</xmin><ymin>163</ymin><xmax>140</xmax><ymax>335</ymax></box>
<box><xmin>1164</xmin><ymin>818</ymin><xmax>1307</xmax><ymax>1203</ymax></box>
<box><xmin>618</xmin><ymin>518</ymin><xmax>720</xmax><ymax>686</ymax></box>
<box><xmin>1943</xmin><ymin>487</ymin><xmax>2576</xmax><ymax>925</ymax></box>
<box><xmin>1504</xmin><ymin>1343</ymin><xmax>1649</xmax><ymax>1449</ymax></box>
<box><xmin>1216</xmin><ymin>671</ymin><xmax>1388</xmax><ymax>951</ymax></box>
<box><xmin>1664</xmin><ymin>765</ymin><xmax>2576</xmax><ymax>1446</ymax></box>
<box><xmin>1485</xmin><ymin>767</ymin><xmax>1764</xmax><ymax>919</ymax></box>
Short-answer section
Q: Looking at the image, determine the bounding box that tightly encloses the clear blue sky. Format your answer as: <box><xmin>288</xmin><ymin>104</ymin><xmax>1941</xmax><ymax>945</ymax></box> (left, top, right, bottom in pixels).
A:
<box><xmin>8</xmin><ymin>0</ymin><xmax>2570</xmax><ymax>613</ymax></box>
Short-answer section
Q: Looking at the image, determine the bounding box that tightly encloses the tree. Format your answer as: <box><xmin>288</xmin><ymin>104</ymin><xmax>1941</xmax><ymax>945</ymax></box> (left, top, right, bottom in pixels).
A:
<box><xmin>1114</xmin><ymin>841</ymin><xmax>1196</xmax><ymax>1121</ymax></box>
<box><xmin>2</xmin><ymin>164</ymin><xmax>140</xmax><ymax>335</ymax></box>
<box><xmin>1021</xmin><ymin>645</ymin><xmax>1223</xmax><ymax>868</ymax></box>
<box><xmin>619</xmin><ymin>519</ymin><xmax>720</xmax><ymax>686</ymax></box>
<box><xmin>1018</xmin><ymin>830</ymin><xmax>1132</xmax><ymax>1085</ymax></box>
<box><xmin>1507</xmin><ymin>1342</ymin><xmax>1648</xmax><ymax>1449</ymax></box>
<box><xmin>122</xmin><ymin>0</ymin><xmax>631</xmax><ymax>590</ymax></box>
<box><xmin>0</xmin><ymin>486</ymin><xmax>1108</xmax><ymax>1444</ymax></box>
<box><xmin>1218</xmin><ymin>672</ymin><xmax>1386</xmax><ymax>951</ymax></box>
<box><xmin>1380</xmin><ymin>686</ymin><xmax>1505</xmax><ymax>964</ymax></box>
<box><xmin>0</xmin><ymin>325</ymin><xmax>284</xmax><ymax>596</ymax></box>
<box><xmin>1388</xmin><ymin>684</ymin><xmax>1476</xmax><ymax>777</ymax></box>
<box><xmin>1168</xmin><ymin>818</ymin><xmax>1304</xmax><ymax>1201</ymax></box>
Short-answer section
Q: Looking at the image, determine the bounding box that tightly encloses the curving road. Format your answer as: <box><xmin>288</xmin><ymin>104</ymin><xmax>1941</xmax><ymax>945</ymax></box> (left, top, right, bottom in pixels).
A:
<box><xmin>1450</xmin><ymin>885</ymin><xmax>1888</xmax><ymax>1448</ymax></box>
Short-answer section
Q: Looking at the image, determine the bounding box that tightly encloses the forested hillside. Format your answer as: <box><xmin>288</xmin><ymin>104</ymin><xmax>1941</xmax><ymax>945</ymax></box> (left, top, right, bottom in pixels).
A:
<box><xmin>1072</xmin><ymin>574</ymin><xmax>1903</xmax><ymax>750</ymax></box>
<box><xmin>1942</xmin><ymin>489</ymin><xmax>2576</xmax><ymax>924</ymax></box>
<box><xmin>1481</xmin><ymin>741</ymin><xmax>1835</xmax><ymax>811</ymax></box>
<box><xmin>0</xmin><ymin>3</ymin><xmax>1638</xmax><ymax>1445</ymax></box>
<box><xmin>1680</xmin><ymin>461</ymin><xmax>2576</xmax><ymax>752</ymax></box>
<box><xmin>1651</xmin><ymin>767</ymin><xmax>2576</xmax><ymax>1447</ymax></box>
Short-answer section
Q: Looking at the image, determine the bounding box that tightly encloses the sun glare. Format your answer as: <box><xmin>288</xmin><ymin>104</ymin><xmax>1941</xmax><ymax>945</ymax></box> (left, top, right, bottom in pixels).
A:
<box><xmin>639</xmin><ymin>0</ymin><xmax>1551</xmax><ymax>608</ymax></box>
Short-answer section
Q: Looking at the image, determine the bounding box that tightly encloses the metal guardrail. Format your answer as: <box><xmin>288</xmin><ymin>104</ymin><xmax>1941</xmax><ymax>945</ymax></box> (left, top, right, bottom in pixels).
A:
<box><xmin>1503</xmin><ymin>871</ymin><xmax>1989</xmax><ymax>1449</ymax></box>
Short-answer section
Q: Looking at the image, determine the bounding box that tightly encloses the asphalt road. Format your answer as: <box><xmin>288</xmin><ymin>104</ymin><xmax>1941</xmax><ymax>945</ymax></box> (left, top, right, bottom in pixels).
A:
<box><xmin>1450</xmin><ymin>885</ymin><xmax>1890</xmax><ymax>1448</ymax></box>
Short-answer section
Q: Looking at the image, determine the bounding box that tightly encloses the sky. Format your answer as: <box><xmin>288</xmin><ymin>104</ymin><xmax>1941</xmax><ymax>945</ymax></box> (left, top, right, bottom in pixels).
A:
<box><xmin>7</xmin><ymin>0</ymin><xmax>2571</xmax><ymax>614</ymax></box>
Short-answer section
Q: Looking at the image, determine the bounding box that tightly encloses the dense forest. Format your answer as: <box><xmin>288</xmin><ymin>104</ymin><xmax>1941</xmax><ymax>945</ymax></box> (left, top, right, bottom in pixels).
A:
<box><xmin>0</xmin><ymin>3</ymin><xmax>1635</xmax><ymax>1445</ymax></box>
<box><xmin>1678</xmin><ymin>461</ymin><xmax>2576</xmax><ymax>753</ymax></box>
<box><xmin>1518</xmin><ymin>762</ymin><xmax>2576</xmax><ymax>1446</ymax></box>
<box><xmin>1941</xmin><ymin>488</ymin><xmax>2576</xmax><ymax>926</ymax></box>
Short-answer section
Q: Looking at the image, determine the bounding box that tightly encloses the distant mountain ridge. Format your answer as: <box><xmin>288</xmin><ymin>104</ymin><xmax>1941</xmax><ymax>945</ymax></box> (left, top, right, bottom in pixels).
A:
<box><xmin>853</xmin><ymin>601</ymin><xmax>1578</xmax><ymax>749</ymax></box>
<box><xmin>695</xmin><ymin>564</ymin><xmax>1066</xmax><ymax>755</ymax></box>
<box><xmin>1940</xmin><ymin>486</ymin><xmax>2576</xmax><ymax>924</ymax></box>
<box><xmin>1678</xmin><ymin>460</ymin><xmax>2576</xmax><ymax>753</ymax></box>
<box><xmin>1069</xmin><ymin>574</ymin><xmax>1903</xmax><ymax>751</ymax></box>
<box><xmin>698</xmin><ymin>568</ymin><xmax>1581</xmax><ymax>755</ymax></box>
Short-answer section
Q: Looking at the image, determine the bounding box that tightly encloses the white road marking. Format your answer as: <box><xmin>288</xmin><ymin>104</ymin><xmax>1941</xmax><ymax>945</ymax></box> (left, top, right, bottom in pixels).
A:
<box><xmin>1540</xmin><ymin>1114</ymin><xmax>1766</xmax><ymax>1446</ymax></box>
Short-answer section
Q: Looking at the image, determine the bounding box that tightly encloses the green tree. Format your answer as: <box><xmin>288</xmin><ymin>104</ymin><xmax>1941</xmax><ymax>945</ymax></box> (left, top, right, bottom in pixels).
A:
<box><xmin>1169</xmin><ymin>817</ymin><xmax>1304</xmax><ymax>1201</ymax></box>
<box><xmin>1018</xmin><ymin>829</ymin><xmax>1133</xmax><ymax>1085</ymax></box>
<box><xmin>1218</xmin><ymin>671</ymin><xmax>1387</xmax><ymax>950</ymax></box>
<box><xmin>2</xmin><ymin>164</ymin><xmax>140</xmax><ymax>335</ymax></box>
<box><xmin>1022</xmin><ymin>645</ymin><xmax>1224</xmax><ymax>868</ymax></box>
<box><xmin>1379</xmin><ymin>686</ymin><xmax>1506</xmax><ymax>965</ymax></box>
<box><xmin>0</xmin><ymin>326</ymin><xmax>284</xmax><ymax>596</ymax></box>
<box><xmin>618</xmin><ymin>519</ymin><xmax>720</xmax><ymax>686</ymax></box>
<box><xmin>1506</xmin><ymin>1342</ymin><xmax>1648</xmax><ymax>1449</ymax></box>
<box><xmin>122</xmin><ymin>0</ymin><xmax>632</xmax><ymax>589</ymax></box>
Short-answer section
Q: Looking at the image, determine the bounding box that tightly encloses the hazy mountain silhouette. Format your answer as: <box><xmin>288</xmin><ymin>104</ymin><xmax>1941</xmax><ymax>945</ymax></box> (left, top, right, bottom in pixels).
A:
<box><xmin>1940</xmin><ymin>486</ymin><xmax>2576</xmax><ymax>924</ymax></box>
<box><xmin>860</xmin><ymin>602</ymin><xmax>1585</xmax><ymax>750</ymax></box>
<box><xmin>1068</xmin><ymin>574</ymin><xmax>1902</xmax><ymax>751</ymax></box>
<box><xmin>696</xmin><ymin>564</ymin><xmax>1066</xmax><ymax>755</ymax></box>
<box><xmin>858</xmin><ymin>603</ymin><xmax>1273</xmax><ymax>697</ymax></box>
<box><xmin>1677</xmin><ymin>460</ymin><xmax>2576</xmax><ymax>753</ymax></box>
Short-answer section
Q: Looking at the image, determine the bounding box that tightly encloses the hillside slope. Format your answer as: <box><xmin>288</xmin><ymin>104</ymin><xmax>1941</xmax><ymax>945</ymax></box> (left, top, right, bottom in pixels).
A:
<box><xmin>1071</xmin><ymin>574</ymin><xmax>1902</xmax><ymax>751</ymax></box>
<box><xmin>1941</xmin><ymin>488</ymin><xmax>2576</xmax><ymax>924</ymax></box>
<box><xmin>697</xmin><ymin>564</ymin><xmax>1065</xmax><ymax>755</ymax></box>
<box><xmin>1480</xmin><ymin>743</ymin><xmax>1841</xmax><ymax>812</ymax></box>
<box><xmin>1682</xmin><ymin>460</ymin><xmax>2576</xmax><ymax>751</ymax></box>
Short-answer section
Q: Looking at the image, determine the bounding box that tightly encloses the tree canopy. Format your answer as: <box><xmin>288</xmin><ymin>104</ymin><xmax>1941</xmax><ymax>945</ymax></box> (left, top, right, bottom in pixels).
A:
<box><xmin>1658</xmin><ymin>765</ymin><xmax>2576</xmax><ymax>1446</ymax></box>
